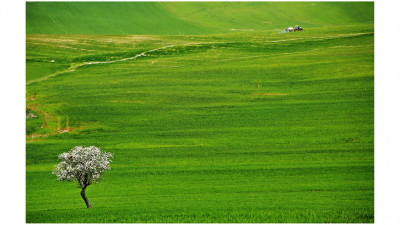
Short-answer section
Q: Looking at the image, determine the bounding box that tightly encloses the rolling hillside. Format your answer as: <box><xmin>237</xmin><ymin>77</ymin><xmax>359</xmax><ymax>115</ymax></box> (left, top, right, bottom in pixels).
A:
<box><xmin>26</xmin><ymin>2</ymin><xmax>210</xmax><ymax>35</ymax></box>
<box><xmin>26</xmin><ymin>2</ymin><xmax>373</xmax><ymax>35</ymax></box>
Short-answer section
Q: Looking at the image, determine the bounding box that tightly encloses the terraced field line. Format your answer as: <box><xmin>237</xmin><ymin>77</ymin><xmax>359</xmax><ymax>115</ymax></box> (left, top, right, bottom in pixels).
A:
<box><xmin>267</xmin><ymin>32</ymin><xmax>372</xmax><ymax>43</ymax></box>
<box><xmin>26</xmin><ymin>33</ymin><xmax>371</xmax><ymax>85</ymax></box>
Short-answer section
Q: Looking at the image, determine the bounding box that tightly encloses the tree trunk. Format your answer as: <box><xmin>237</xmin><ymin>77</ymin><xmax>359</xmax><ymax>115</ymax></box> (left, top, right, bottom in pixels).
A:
<box><xmin>81</xmin><ymin>187</ymin><xmax>92</xmax><ymax>208</ymax></box>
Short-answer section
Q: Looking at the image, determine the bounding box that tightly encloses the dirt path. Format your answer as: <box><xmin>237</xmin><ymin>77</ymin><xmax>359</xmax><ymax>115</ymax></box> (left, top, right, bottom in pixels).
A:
<box><xmin>26</xmin><ymin>32</ymin><xmax>372</xmax><ymax>85</ymax></box>
<box><xmin>26</xmin><ymin>42</ymin><xmax>213</xmax><ymax>85</ymax></box>
<box><xmin>27</xmin><ymin>44</ymin><xmax>175</xmax><ymax>85</ymax></box>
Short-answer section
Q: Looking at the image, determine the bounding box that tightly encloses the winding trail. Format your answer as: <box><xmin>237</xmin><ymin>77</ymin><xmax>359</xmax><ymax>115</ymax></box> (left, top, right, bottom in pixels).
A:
<box><xmin>27</xmin><ymin>41</ymin><xmax>219</xmax><ymax>85</ymax></box>
<box><xmin>26</xmin><ymin>32</ymin><xmax>372</xmax><ymax>85</ymax></box>
<box><xmin>27</xmin><ymin>44</ymin><xmax>178</xmax><ymax>85</ymax></box>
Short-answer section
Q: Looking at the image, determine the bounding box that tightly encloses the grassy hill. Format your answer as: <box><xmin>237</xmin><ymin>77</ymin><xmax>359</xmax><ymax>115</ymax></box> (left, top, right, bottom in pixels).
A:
<box><xmin>162</xmin><ymin>2</ymin><xmax>374</xmax><ymax>33</ymax></box>
<box><xmin>26</xmin><ymin>2</ymin><xmax>374</xmax><ymax>223</ymax></box>
<box><xmin>26</xmin><ymin>2</ymin><xmax>210</xmax><ymax>35</ymax></box>
<box><xmin>26</xmin><ymin>2</ymin><xmax>373</xmax><ymax>34</ymax></box>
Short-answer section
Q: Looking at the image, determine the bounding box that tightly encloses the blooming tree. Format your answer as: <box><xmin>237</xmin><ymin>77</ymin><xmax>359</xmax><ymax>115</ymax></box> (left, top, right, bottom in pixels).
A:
<box><xmin>52</xmin><ymin>146</ymin><xmax>113</xmax><ymax>208</ymax></box>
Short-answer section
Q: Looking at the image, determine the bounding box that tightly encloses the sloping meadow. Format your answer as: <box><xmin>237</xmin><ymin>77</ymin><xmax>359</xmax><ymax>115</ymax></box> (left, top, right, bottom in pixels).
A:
<box><xmin>26</xmin><ymin>2</ymin><xmax>374</xmax><ymax>223</ymax></box>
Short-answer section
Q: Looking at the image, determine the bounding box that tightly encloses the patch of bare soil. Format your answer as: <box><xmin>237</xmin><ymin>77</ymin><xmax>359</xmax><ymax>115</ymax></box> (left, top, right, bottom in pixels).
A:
<box><xmin>26</xmin><ymin>94</ymin><xmax>85</xmax><ymax>142</ymax></box>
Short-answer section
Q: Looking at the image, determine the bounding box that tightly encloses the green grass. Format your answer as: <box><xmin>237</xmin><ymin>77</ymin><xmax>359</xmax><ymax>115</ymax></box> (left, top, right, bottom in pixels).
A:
<box><xmin>162</xmin><ymin>1</ymin><xmax>374</xmax><ymax>33</ymax></box>
<box><xmin>26</xmin><ymin>2</ymin><xmax>210</xmax><ymax>35</ymax></box>
<box><xmin>26</xmin><ymin>1</ymin><xmax>373</xmax><ymax>35</ymax></box>
<box><xmin>26</xmin><ymin>2</ymin><xmax>374</xmax><ymax>223</ymax></box>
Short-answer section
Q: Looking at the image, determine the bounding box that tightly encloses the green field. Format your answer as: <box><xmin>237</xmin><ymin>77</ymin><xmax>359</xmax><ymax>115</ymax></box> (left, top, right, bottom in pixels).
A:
<box><xmin>26</xmin><ymin>2</ymin><xmax>374</xmax><ymax>223</ymax></box>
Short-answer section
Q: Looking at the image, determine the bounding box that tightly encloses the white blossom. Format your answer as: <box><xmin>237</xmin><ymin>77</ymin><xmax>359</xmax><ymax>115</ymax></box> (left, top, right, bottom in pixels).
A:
<box><xmin>52</xmin><ymin>146</ymin><xmax>113</xmax><ymax>187</ymax></box>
